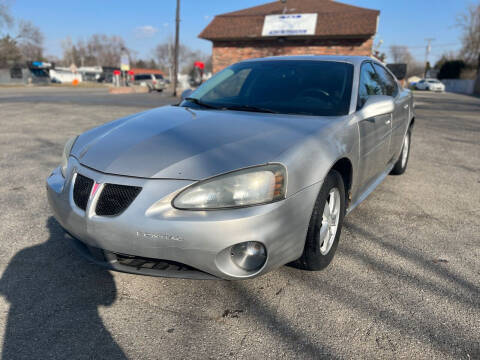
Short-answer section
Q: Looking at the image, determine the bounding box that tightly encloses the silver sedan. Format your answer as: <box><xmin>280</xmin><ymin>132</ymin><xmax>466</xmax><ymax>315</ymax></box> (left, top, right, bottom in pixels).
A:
<box><xmin>47</xmin><ymin>56</ymin><xmax>414</xmax><ymax>280</ymax></box>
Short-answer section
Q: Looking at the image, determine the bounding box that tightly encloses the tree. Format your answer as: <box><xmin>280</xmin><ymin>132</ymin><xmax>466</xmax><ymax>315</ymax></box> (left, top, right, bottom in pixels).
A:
<box><xmin>154</xmin><ymin>40</ymin><xmax>207</xmax><ymax>77</ymax></box>
<box><xmin>17</xmin><ymin>20</ymin><xmax>44</xmax><ymax>61</ymax></box>
<box><xmin>457</xmin><ymin>3</ymin><xmax>480</xmax><ymax>66</ymax></box>
<box><xmin>434</xmin><ymin>52</ymin><xmax>457</xmax><ymax>70</ymax></box>
<box><xmin>438</xmin><ymin>60</ymin><xmax>466</xmax><ymax>79</ymax></box>
<box><xmin>373</xmin><ymin>50</ymin><xmax>386</xmax><ymax>63</ymax></box>
<box><xmin>389</xmin><ymin>45</ymin><xmax>414</xmax><ymax>64</ymax></box>
<box><xmin>61</xmin><ymin>34</ymin><xmax>129</xmax><ymax>67</ymax></box>
<box><xmin>0</xmin><ymin>0</ymin><xmax>13</xmax><ymax>31</ymax></box>
<box><xmin>0</xmin><ymin>3</ymin><xmax>45</xmax><ymax>64</ymax></box>
<box><xmin>86</xmin><ymin>34</ymin><xmax>127</xmax><ymax>67</ymax></box>
<box><xmin>0</xmin><ymin>35</ymin><xmax>21</xmax><ymax>67</ymax></box>
<box><xmin>389</xmin><ymin>45</ymin><xmax>423</xmax><ymax>77</ymax></box>
<box><xmin>147</xmin><ymin>59</ymin><xmax>158</xmax><ymax>69</ymax></box>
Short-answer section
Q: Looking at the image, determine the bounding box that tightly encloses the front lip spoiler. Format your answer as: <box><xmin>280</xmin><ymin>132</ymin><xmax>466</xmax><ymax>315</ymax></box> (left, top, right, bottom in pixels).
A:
<box><xmin>64</xmin><ymin>230</ymin><xmax>220</xmax><ymax>280</ymax></box>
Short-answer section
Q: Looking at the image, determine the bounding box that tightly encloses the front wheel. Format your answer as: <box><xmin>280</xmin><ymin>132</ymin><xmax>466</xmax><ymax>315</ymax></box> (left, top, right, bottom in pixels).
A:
<box><xmin>390</xmin><ymin>129</ymin><xmax>411</xmax><ymax>175</ymax></box>
<box><xmin>295</xmin><ymin>170</ymin><xmax>346</xmax><ymax>271</ymax></box>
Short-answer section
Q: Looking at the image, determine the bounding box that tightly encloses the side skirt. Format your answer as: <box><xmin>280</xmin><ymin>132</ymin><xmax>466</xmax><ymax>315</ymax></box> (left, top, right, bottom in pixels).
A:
<box><xmin>346</xmin><ymin>163</ymin><xmax>394</xmax><ymax>215</ymax></box>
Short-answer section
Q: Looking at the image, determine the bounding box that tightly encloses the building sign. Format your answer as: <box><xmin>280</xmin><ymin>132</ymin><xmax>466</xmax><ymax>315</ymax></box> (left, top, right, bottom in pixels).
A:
<box><xmin>262</xmin><ymin>13</ymin><xmax>318</xmax><ymax>36</ymax></box>
<box><xmin>120</xmin><ymin>54</ymin><xmax>130</xmax><ymax>71</ymax></box>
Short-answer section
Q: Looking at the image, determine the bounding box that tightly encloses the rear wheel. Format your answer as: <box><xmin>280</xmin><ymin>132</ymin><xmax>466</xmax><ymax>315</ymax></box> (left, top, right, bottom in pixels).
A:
<box><xmin>390</xmin><ymin>129</ymin><xmax>411</xmax><ymax>175</ymax></box>
<box><xmin>295</xmin><ymin>170</ymin><xmax>345</xmax><ymax>271</ymax></box>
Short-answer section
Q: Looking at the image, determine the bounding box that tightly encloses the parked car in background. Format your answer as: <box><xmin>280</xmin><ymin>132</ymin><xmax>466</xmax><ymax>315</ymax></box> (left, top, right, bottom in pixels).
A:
<box><xmin>132</xmin><ymin>73</ymin><xmax>165</xmax><ymax>92</ymax></box>
<box><xmin>415</xmin><ymin>78</ymin><xmax>445</xmax><ymax>92</ymax></box>
<box><xmin>47</xmin><ymin>56</ymin><xmax>414</xmax><ymax>280</ymax></box>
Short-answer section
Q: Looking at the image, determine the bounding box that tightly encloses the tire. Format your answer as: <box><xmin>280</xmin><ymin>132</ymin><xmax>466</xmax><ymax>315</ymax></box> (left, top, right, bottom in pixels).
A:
<box><xmin>390</xmin><ymin>128</ymin><xmax>411</xmax><ymax>175</ymax></box>
<box><xmin>295</xmin><ymin>170</ymin><xmax>346</xmax><ymax>271</ymax></box>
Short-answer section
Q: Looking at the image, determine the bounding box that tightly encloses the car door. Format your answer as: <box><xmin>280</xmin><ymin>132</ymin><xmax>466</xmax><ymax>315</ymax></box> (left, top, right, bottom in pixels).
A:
<box><xmin>373</xmin><ymin>63</ymin><xmax>409</xmax><ymax>163</ymax></box>
<box><xmin>357</xmin><ymin>61</ymin><xmax>393</xmax><ymax>187</ymax></box>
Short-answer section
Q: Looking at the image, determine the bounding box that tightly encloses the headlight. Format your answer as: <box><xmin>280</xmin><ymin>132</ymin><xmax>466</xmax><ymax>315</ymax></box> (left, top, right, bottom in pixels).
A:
<box><xmin>173</xmin><ymin>164</ymin><xmax>286</xmax><ymax>210</ymax></box>
<box><xmin>60</xmin><ymin>135</ymin><xmax>78</xmax><ymax>177</ymax></box>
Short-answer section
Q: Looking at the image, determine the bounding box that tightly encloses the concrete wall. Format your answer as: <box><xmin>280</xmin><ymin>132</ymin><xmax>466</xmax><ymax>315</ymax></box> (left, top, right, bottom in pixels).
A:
<box><xmin>442</xmin><ymin>79</ymin><xmax>476</xmax><ymax>95</ymax></box>
<box><xmin>0</xmin><ymin>69</ymin><xmax>28</xmax><ymax>85</ymax></box>
<box><xmin>211</xmin><ymin>37</ymin><xmax>374</xmax><ymax>73</ymax></box>
<box><xmin>0</xmin><ymin>68</ymin><xmax>51</xmax><ymax>85</ymax></box>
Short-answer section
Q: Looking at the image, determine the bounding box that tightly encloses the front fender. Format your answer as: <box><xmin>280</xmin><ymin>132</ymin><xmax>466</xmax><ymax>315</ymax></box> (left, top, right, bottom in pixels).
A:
<box><xmin>275</xmin><ymin>117</ymin><xmax>359</xmax><ymax>197</ymax></box>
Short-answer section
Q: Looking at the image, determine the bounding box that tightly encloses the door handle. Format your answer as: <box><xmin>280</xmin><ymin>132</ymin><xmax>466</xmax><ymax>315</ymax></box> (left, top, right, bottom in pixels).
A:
<box><xmin>385</xmin><ymin>114</ymin><xmax>392</xmax><ymax>125</ymax></box>
<box><xmin>403</xmin><ymin>104</ymin><xmax>409</xmax><ymax>109</ymax></box>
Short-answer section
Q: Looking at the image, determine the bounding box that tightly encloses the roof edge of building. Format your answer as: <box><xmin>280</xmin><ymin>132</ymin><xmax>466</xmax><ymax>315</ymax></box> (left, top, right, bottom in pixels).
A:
<box><xmin>220</xmin><ymin>0</ymin><xmax>379</xmax><ymax>17</ymax></box>
<box><xmin>216</xmin><ymin>9</ymin><xmax>379</xmax><ymax>18</ymax></box>
<box><xmin>199</xmin><ymin>33</ymin><xmax>376</xmax><ymax>41</ymax></box>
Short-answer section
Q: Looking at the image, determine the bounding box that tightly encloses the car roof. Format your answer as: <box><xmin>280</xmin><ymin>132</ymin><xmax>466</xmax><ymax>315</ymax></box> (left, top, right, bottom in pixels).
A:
<box><xmin>241</xmin><ymin>55</ymin><xmax>377</xmax><ymax>66</ymax></box>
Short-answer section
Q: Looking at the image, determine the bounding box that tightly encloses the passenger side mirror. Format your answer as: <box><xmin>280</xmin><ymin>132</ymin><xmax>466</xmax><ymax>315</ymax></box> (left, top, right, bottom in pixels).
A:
<box><xmin>181</xmin><ymin>89</ymin><xmax>193</xmax><ymax>100</ymax></box>
<box><xmin>358</xmin><ymin>95</ymin><xmax>394</xmax><ymax>118</ymax></box>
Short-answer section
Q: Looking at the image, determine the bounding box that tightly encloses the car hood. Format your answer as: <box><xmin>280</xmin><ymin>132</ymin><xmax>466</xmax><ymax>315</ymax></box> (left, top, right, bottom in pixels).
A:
<box><xmin>72</xmin><ymin>105</ymin><xmax>335</xmax><ymax>180</ymax></box>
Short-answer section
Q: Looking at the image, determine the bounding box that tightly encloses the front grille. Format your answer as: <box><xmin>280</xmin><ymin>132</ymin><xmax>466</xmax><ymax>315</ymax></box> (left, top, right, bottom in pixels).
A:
<box><xmin>95</xmin><ymin>184</ymin><xmax>141</xmax><ymax>216</ymax></box>
<box><xmin>115</xmin><ymin>253</ymin><xmax>197</xmax><ymax>272</ymax></box>
<box><xmin>73</xmin><ymin>174</ymin><xmax>94</xmax><ymax>210</ymax></box>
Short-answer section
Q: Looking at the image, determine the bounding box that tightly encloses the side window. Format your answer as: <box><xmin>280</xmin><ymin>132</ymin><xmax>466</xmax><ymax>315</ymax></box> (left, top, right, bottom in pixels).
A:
<box><xmin>358</xmin><ymin>62</ymin><xmax>383</xmax><ymax>109</ymax></box>
<box><xmin>373</xmin><ymin>64</ymin><xmax>398</xmax><ymax>97</ymax></box>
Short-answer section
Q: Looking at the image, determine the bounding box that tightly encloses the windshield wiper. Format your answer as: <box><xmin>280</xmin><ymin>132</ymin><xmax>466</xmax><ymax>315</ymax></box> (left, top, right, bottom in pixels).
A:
<box><xmin>221</xmin><ymin>104</ymin><xmax>279</xmax><ymax>114</ymax></box>
<box><xmin>184</xmin><ymin>97</ymin><xmax>219</xmax><ymax>109</ymax></box>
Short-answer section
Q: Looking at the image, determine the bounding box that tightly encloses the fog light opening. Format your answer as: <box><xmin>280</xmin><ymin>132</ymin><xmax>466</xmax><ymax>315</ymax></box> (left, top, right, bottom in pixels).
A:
<box><xmin>230</xmin><ymin>241</ymin><xmax>267</xmax><ymax>272</ymax></box>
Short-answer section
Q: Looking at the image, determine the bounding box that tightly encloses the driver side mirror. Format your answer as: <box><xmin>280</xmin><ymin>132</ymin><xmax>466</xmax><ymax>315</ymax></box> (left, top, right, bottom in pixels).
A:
<box><xmin>358</xmin><ymin>95</ymin><xmax>394</xmax><ymax>119</ymax></box>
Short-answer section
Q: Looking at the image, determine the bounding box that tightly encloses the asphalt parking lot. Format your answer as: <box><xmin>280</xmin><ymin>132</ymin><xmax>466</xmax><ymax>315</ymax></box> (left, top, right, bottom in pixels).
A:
<box><xmin>0</xmin><ymin>87</ymin><xmax>478</xmax><ymax>359</ymax></box>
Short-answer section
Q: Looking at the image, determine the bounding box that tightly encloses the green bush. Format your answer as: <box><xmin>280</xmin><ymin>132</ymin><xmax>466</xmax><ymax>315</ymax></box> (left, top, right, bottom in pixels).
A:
<box><xmin>438</xmin><ymin>60</ymin><xmax>466</xmax><ymax>79</ymax></box>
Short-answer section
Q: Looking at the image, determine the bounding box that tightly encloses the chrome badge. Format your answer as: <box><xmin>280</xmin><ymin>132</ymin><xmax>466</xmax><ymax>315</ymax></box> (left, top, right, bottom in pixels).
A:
<box><xmin>136</xmin><ymin>231</ymin><xmax>183</xmax><ymax>242</ymax></box>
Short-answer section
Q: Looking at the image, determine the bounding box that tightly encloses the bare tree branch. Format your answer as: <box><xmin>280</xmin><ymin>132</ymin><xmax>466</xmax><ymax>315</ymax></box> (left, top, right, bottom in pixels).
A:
<box><xmin>61</xmin><ymin>34</ymin><xmax>130</xmax><ymax>67</ymax></box>
<box><xmin>389</xmin><ymin>45</ymin><xmax>423</xmax><ymax>77</ymax></box>
<box><xmin>154</xmin><ymin>40</ymin><xmax>208</xmax><ymax>76</ymax></box>
<box><xmin>389</xmin><ymin>45</ymin><xmax>414</xmax><ymax>64</ymax></box>
<box><xmin>457</xmin><ymin>3</ymin><xmax>480</xmax><ymax>65</ymax></box>
<box><xmin>17</xmin><ymin>20</ymin><xmax>44</xmax><ymax>61</ymax></box>
<box><xmin>0</xmin><ymin>0</ymin><xmax>13</xmax><ymax>31</ymax></box>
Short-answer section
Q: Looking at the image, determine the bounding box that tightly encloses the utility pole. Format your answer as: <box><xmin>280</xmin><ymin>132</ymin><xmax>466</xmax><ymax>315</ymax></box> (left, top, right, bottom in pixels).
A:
<box><xmin>424</xmin><ymin>38</ymin><xmax>435</xmax><ymax>78</ymax></box>
<box><xmin>173</xmin><ymin>0</ymin><xmax>180</xmax><ymax>97</ymax></box>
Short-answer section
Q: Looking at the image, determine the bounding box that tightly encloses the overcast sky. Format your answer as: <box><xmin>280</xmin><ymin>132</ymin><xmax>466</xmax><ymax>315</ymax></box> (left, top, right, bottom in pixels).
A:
<box><xmin>7</xmin><ymin>0</ymin><xmax>470</xmax><ymax>63</ymax></box>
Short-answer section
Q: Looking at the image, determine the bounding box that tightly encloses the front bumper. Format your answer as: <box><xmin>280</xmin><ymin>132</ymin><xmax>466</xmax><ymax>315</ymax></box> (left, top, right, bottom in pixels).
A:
<box><xmin>47</xmin><ymin>158</ymin><xmax>320</xmax><ymax>280</ymax></box>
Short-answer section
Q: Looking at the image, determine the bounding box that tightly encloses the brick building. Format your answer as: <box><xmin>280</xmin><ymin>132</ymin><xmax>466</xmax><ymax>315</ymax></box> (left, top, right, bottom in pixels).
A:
<box><xmin>199</xmin><ymin>0</ymin><xmax>379</xmax><ymax>73</ymax></box>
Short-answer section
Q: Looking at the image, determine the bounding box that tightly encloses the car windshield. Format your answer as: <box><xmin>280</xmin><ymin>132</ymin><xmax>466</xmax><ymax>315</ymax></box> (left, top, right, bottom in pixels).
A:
<box><xmin>181</xmin><ymin>60</ymin><xmax>354</xmax><ymax>116</ymax></box>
